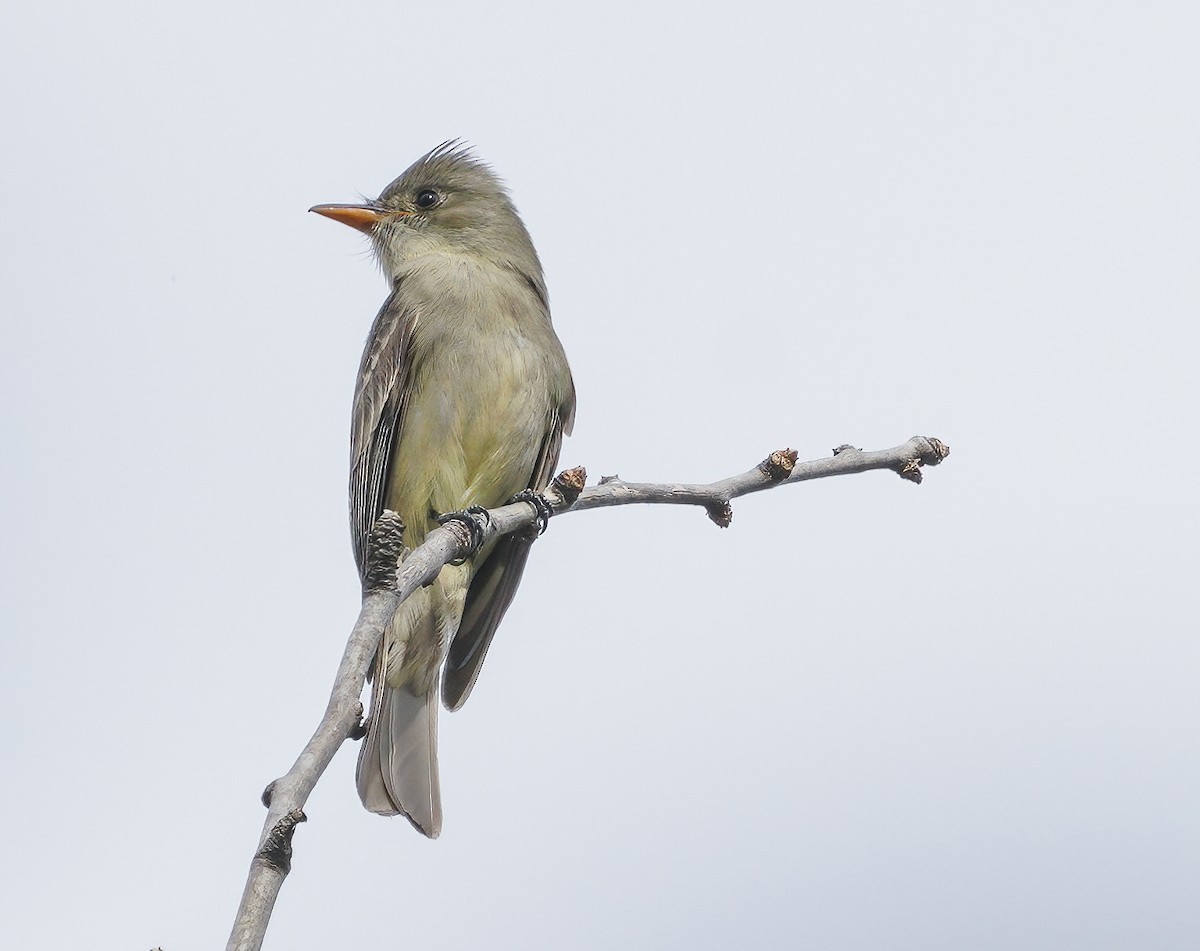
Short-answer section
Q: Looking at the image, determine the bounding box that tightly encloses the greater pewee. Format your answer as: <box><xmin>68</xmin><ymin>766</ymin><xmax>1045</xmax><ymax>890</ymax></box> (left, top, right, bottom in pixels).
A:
<box><xmin>311</xmin><ymin>142</ymin><xmax>575</xmax><ymax>837</ymax></box>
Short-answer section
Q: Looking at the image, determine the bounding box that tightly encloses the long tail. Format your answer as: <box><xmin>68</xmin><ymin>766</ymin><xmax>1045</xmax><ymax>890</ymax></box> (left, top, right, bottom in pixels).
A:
<box><xmin>356</xmin><ymin>587</ymin><xmax>443</xmax><ymax>837</ymax></box>
<box><xmin>357</xmin><ymin>677</ymin><xmax>442</xmax><ymax>837</ymax></box>
<box><xmin>355</xmin><ymin>564</ymin><xmax>471</xmax><ymax>837</ymax></box>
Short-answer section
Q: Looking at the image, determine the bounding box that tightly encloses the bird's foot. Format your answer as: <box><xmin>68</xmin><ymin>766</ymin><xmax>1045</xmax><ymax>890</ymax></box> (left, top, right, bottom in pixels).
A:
<box><xmin>437</xmin><ymin>505</ymin><xmax>492</xmax><ymax>564</ymax></box>
<box><xmin>507</xmin><ymin>489</ymin><xmax>554</xmax><ymax>537</ymax></box>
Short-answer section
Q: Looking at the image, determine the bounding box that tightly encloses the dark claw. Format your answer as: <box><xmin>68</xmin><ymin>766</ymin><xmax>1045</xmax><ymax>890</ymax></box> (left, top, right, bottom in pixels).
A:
<box><xmin>508</xmin><ymin>489</ymin><xmax>554</xmax><ymax>536</ymax></box>
<box><xmin>437</xmin><ymin>505</ymin><xmax>492</xmax><ymax>562</ymax></box>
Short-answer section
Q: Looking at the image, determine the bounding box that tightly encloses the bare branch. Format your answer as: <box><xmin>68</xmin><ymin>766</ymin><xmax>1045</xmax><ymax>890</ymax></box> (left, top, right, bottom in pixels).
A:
<box><xmin>225</xmin><ymin>435</ymin><xmax>949</xmax><ymax>951</ymax></box>
<box><xmin>568</xmin><ymin>435</ymin><xmax>950</xmax><ymax>521</ymax></box>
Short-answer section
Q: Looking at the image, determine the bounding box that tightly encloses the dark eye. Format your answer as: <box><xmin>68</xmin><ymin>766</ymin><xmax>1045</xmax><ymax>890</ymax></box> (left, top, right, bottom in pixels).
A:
<box><xmin>414</xmin><ymin>189</ymin><xmax>440</xmax><ymax>209</ymax></box>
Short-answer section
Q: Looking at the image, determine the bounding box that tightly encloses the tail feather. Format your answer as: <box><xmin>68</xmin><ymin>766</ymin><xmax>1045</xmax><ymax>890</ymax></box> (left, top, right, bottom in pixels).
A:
<box><xmin>356</xmin><ymin>561</ymin><xmax>469</xmax><ymax>837</ymax></box>
<box><xmin>357</xmin><ymin>682</ymin><xmax>442</xmax><ymax>837</ymax></box>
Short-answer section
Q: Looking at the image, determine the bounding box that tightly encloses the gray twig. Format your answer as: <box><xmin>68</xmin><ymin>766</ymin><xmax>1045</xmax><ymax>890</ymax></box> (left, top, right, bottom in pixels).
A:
<box><xmin>224</xmin><ymin>435</ymin><xmax>949</xmax><ymax>951</ymax></box>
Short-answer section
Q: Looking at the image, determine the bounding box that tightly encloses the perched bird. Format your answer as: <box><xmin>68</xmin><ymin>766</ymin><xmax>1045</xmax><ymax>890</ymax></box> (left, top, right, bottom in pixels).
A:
<box><xmin>311</xmin><ymin>143</ymin><xmax>575</xmax><ymax>837</ymax></box>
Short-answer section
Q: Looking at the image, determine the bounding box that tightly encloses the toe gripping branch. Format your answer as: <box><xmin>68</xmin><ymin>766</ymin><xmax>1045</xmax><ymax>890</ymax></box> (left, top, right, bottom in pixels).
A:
<box><xmin>507</xmin><ymin>489</ymin><xmax>554</xmax><ymax>537</ymax></box>
<box><xmin>437</xmin><ymin>505</ymin><xmax>492</xmax><ymax>564</ymax></box>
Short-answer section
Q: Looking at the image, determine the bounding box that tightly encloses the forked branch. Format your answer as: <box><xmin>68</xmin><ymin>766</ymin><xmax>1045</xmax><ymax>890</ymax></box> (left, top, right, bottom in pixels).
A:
<box><xmin>225</xmin><ymin>434</ymin><xmax>950</xmax><ymax>951</ymax></box>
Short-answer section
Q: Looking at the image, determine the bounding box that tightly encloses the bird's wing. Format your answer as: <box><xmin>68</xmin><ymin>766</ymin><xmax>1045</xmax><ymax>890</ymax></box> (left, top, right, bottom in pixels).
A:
<box><xmin>350</xmin><ymin>280</ymin><xmax>417</xmax><ymax>583</ymax></box>
<box><xmin>440</xmin><ymin>405</ymin><xmax>569</xmax><ymax>711</ymax></box>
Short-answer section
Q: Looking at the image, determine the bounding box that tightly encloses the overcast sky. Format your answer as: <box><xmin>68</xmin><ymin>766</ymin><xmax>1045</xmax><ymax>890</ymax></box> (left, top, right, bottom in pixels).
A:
<box><xmin>2</xmin><ymin>3</ymin><xmax>1197</xmax><ymax>949</ymax></box>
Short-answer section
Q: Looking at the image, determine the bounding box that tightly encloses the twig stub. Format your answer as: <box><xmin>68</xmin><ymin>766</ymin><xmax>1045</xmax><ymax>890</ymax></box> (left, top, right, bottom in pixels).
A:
<box><xmin>758</xmin><ymin>448</ymin><xmax>799</xmax><ymax>481</ymax></box>
<box><xmin>347</xmin><ymin>701</ymin><xmax>367</xmax><ymax>740</ymax></box>
<box><xmin>257</xmin><ymin>810</ymin><xmax>307</xmax><ymax>875</ymax></box>
<box><xmin>364</xmin><ymin>511</ymin><xmax>407</xmax><ymax>593</ymax></box>
<box><xmin>550</xmin><ymin>465</ymin><xmax>588</xmax><ymax>506</ymax></box>
<box><xmin>706</xmin><ymin>501</ymin><xmax>734</xmax><ymax>528</ymax></box>
<box><xmin>897</xmin><ymin>459</ymin><xmax>925</xmax><ymax>484</ymax></box>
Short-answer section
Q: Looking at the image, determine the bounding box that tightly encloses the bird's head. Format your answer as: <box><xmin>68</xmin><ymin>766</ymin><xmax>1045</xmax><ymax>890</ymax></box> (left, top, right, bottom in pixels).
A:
<box><xmin>310</xmin><ymin>141</ymin><xmax>539</xmax><ymax>280</ymax></box>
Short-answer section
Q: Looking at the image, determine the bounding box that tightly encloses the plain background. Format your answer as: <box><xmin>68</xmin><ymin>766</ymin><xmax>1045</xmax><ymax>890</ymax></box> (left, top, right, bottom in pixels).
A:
<box><xmin>2</xmin><ymin>3</ymin><xmax>1197</xmax><ymax>949</ymax></box>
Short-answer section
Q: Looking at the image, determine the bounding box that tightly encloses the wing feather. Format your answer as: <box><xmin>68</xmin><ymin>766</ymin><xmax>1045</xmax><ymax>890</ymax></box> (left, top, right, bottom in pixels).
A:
<box><xmin>441</xmin><ymin>414</ymin><xmax>569</xmax><ymax>711</ymax></box>
<box><xmin>350</xmin><ymin>280</ymin><xmax>417</xmax><ymax>583</ymax></box>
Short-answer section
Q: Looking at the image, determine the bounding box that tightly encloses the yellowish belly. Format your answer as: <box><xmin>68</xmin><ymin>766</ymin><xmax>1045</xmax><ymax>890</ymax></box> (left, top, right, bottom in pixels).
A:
<box><xmin>385</xmin><ymin>335</ymin><xmax>550</xmax><ymax>548</ymax></box>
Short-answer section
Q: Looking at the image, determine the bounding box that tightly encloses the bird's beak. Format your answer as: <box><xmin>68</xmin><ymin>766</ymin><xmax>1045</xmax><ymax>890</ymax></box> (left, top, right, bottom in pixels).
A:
<box><xmin>309</xmin><ymin>203</ymin><xmax>408</xmax><ymax>233</ymax></box>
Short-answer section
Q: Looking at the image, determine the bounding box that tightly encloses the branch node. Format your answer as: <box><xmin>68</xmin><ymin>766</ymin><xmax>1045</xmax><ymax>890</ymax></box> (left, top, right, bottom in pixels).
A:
<box><xmin>598</xmin><ymin>474</ymin><xmax>620</xmax><ymax>485</ymax></box>
<box><xmin>897</xmin><ymin>459</ymin><xmax>925</xmax><ymax>483</ymax></box>
<box><xmin>706</xmin><ymin>500</ymin><xmax>734</xmax><ymax>528</ymax></box>
<box><xmin>758</xmin><ymin>448</ymin><xmax>799</xmax><ymax>481</ymax></box>
<box><xmin>364</xmin><ymin>510</ymin><xmax>407</xmax><ymax>592</ymax></box>
<box><xmin>895</xmin><ymin>436</ymin><xmax>952</xmax><ymax>484</ymax></box>
<box><xmin>832</xmin><ymin>444</ymin><xmax>861</xmax><ymax>456</ymax></box>
<box><xmin>548</xmin><ymin>466</ymin><xmax>588</xmax><ymax>506</ymax></box>
<box><xmin>260</xmin><ymin>780</ymin><xmax>277</xmax><ymax>809</ymax></box>
<box><xmin>257</xmin><ymin>809</ymin><xmax>307</xmax><ymax>875</ymax></box>
<box><xmin>347</xmin><ymin>702</ymin><xmax>366</xmax><ymax>740</ymax></box>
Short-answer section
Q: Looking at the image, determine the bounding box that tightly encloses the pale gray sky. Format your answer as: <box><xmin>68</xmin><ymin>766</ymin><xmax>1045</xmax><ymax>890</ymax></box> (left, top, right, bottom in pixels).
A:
<box><xmin>2</xmin><ymin>3</ymin><xmax>1198</xmax><ymax>949</ymax></box>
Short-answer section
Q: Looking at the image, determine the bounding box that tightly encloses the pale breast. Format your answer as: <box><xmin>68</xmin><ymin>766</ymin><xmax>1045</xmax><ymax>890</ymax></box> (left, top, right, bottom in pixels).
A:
<box><xmin>385</xmin><ymin>257</ymin><xmax>569</xmax><ymax>541</ymax></box>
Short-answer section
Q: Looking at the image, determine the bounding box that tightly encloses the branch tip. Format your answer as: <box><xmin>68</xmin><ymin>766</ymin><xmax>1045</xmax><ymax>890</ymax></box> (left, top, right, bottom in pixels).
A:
<box><xmin>758</xmin><ymin>448</ymin><xmax>799</xmax><ymax>481</ymax></box>
<box><xmin>919</xmin><ymin>436</ymin><xmax>951</xmax><ymax>465</ymax></box>
<box><xmin>895</xmin><ymin>436</ymin><xmax>951</xmax><ymax>484</ymax></box>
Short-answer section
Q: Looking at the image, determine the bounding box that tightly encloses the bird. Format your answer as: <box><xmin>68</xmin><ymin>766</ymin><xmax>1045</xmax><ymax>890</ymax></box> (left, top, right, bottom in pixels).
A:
<box><xmin>310</xmin><ymin>142</ymin><xmax>575</xmax><ymax>837</ymax></box>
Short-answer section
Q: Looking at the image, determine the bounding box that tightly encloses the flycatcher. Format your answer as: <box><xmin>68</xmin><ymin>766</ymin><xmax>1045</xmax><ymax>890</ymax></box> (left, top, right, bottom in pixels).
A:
<box><xmin>311</xmin><ymin>142</ymin><xmax>575</xmax><ymax>837</ymax></box>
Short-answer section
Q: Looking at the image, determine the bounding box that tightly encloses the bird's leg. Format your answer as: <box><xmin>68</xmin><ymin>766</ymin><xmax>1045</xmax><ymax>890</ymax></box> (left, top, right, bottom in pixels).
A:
<box><xmin>436</xmin><ymin>505</ymin><xmax>492</xmax><ymax>564</ymax></box>
<box><xmin>507</xmin><ymin>489</ymin><xmax>554</xmax><ymax>537</ymax></box>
